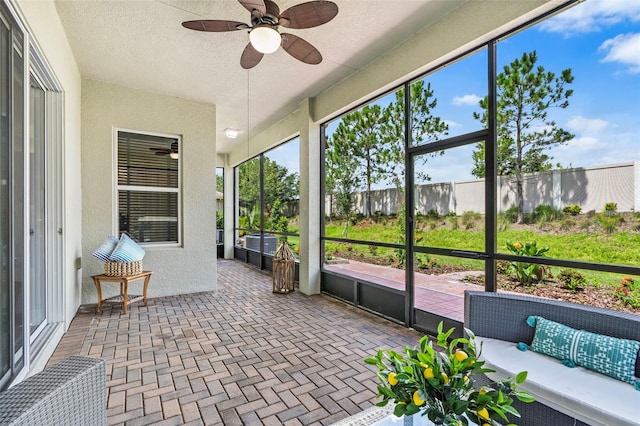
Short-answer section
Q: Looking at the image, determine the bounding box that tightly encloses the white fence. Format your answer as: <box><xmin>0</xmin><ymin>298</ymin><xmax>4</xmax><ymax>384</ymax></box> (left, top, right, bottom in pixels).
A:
<box><xmin>326</xmin><ymin>162</ymin><xmax>639</xmax><ymax>216</ymax></box>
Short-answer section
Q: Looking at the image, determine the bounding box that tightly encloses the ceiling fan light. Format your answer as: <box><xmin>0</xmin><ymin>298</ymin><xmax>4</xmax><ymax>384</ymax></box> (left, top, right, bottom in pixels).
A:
<box><xmin>169</xmin><ymin>152</ymin><xmax>179</xmax><ymax>160</ymax></box>
<box><xmin>249</xmin><ymin>26</ymin><xmax>281</xmax><ymax>54</ymax></box>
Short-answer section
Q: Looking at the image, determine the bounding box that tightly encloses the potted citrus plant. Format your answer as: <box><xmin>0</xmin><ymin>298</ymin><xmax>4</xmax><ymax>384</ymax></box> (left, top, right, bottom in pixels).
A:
<box><xmin>365</xmin><ymin>322</ymin><xmax>533</xmax><ymax>425</ymax></box>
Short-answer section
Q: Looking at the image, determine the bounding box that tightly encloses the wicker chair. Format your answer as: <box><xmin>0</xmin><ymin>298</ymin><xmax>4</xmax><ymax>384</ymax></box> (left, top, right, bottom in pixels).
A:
<box><xmin>0</xmin><ymin>356</ymin><xmax>106</xmax><ymax>426</ymax></box>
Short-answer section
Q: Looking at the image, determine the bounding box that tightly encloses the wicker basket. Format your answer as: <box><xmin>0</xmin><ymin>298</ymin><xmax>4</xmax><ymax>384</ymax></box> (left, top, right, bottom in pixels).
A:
<box><xmin>104</xmin><ymin>260</ymin><xmax>143</xmax><ymax>276</ymax></box>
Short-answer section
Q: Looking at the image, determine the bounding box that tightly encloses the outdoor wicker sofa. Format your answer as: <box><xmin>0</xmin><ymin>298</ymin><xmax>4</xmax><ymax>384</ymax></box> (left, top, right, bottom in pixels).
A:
<box><xmin>464</xmin><ymin>290</ymin><xmax>640</xmax><ymax>426</ymax></box>
<box><xmin>0</xmin><ymin>355</ymin><xmax>106</xmax><ymax>426</ymax></box>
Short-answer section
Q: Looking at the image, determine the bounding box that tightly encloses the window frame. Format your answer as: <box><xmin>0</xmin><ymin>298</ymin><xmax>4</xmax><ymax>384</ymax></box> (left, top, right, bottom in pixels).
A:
<box><xmin>113</xmin><ymin>127</ymin><xmax>182</xmax><ymax>248</ymax></box>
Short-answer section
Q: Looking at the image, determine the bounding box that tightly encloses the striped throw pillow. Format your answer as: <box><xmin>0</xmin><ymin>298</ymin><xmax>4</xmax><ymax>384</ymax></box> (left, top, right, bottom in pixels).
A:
<box><xmin>108</xmin><ymin>233</ymin><xmax>145</xmax><ymax>262</ymax></box>
<box><xmin>92</xmin><ymin>235</ymin><xmax>119</xmax><ymax>261</ymax></box>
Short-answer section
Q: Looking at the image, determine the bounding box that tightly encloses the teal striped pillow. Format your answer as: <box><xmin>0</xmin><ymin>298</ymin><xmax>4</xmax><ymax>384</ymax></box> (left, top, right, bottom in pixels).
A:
<box><xmin>108</xmin><ymin>233</ymin><xmax>145</xmax><ymax>262</ymax></box>
<box><xmin>526</xmin><ymin>316</ymin><xmax>640</xmax><ymax>388</ymax></box>
<box><xmin>92</xmin><ymin>235</ymin><xmax>118</xmax><ymax>261</ymax></box>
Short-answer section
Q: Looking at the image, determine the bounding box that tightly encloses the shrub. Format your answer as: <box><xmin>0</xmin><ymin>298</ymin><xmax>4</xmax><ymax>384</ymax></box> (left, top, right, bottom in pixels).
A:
<box><xmin>506</xmin><ymin>241</ymin><xmax>549</xmax><ymax>285</ymax></box>
<box><xmin>502</xmin><ymin>206</ymin><xmax>518</xmax><ymax>223</ymax></box>
<box><xmin>496</xmin><ymin>260</ymin><xmax>510</xmax><ymax>275</ymax></box>
<box><xmin>596</xmin><ymin>215</ymin><xmax>621</xmax><ymax>234</ymax></box>
<box><xmin>426</xmin><ymin>209</ymin><xmax>439</xmax><ymax>219</ymax></box>
<box><xmin>604</xmin><ymin>202</ymin><xmax>618</xmax><ymax>217</ymax></box>
<box><xmin>533</xmin><ymin>204</ymin><xmax>564</xmax><ymax>223</ymax></box>
<box><xmin>562</xmin><ymin>204</ymin><xmax>582</xmax><ymax>216</ymax></box>
<box><xmin>461</xmin><ymin>211</ymin><xmax>481</xmax><ymax>229</ymax></box>
<box><xmin>373</xmin><ymin>211</ymin><xmax>386</xmax><ymax>222</ymax></box>
<box><xmin>614</xmin><ymin>277</ymin><xmax>640</xmax><ymax>309</ymax></box>
<box><xmin>557</xmin><ymin>269</ymin><xmax>586</xmax><ymax>293</ymax></box>
<box><xmin>417</xmin><ymin>255</ymin><xmax>431</xmax><ymax>269</ymax></box>
<box><xmin>558</xmin><ymin>219</ymin><xmax>575</xmax><ymax>231</ymax></box>
<box><xmin>448</xmin><ymin>216</ymin><xmax>459</xmax><ymax>230</ymax></box>
<box><xmin>578</xmin><ymin>220</ymin><xmax>591</xmax><ymax>231</ymax></box>
<box><xmin>497</xmin><ymin>216</ymin><xmax>511</xmax><ymax>232</ymax></box>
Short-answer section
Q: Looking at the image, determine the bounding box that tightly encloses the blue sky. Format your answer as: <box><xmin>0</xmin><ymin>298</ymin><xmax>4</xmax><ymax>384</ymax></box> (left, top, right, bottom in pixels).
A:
<box><xmin>265</xmin><ymin>0</ymin><xmax>640</xmax><ymax>187</ymax></box>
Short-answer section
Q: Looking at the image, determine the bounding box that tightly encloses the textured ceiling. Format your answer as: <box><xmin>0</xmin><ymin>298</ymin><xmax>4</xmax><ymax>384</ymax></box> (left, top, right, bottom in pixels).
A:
<box><xmin>54</xmin><ymin>0</ymin><xmax>466</xmax><ymax>153</ymax></box>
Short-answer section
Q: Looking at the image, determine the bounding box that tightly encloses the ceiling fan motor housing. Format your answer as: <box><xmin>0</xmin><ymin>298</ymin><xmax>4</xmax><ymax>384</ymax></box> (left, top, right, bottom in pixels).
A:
<box><xmin>252</xmin><ymin>0</ymin><xmax>280</xmax><ymax>26</ymax></box>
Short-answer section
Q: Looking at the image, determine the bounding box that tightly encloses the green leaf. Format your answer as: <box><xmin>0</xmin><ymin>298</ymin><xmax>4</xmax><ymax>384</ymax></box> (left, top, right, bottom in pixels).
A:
<box><xmin>452</xmin><ymin>399</ymin><xmax>469</xmax><ymax>415</ymax></box>
<box><xmin>393</xmin><ymin>403</ymin><xmax>406</xmax><ymax>417</ymax></box>
<box><xmin>476</xmin><ymin>394</ymin><xmax>492</xmax><ymax>404</ymax></box>
<box><xmin>515</xmin><ymin>391</ymin><xmax>535</xmax><ymax>403</ymax></box>
<box><xmin>491</xmin><ymin>405</ymin><xmax>508</xmax><ymax>421</ymax></box>
<box><xmin>515</xmin><ymin>371</ymin><xmax>528</xmax><ymax>384</ymax></box>
<box><xmin>364</xmin><ymin>357</ymin><xmax>379</xmax><ymax>365</ymax></box>
<box><xmin>502</xmin><ymin>405</ymin><xmax>521</xmax><ymax>417</ymax></box>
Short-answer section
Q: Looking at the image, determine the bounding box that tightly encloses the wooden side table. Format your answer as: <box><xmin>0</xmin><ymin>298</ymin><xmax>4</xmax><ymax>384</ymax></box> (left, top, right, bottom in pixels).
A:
<box><xmin>92</xmin><ymin>271</ymin><xmax>152</xmax><ymax>314</ymax></box>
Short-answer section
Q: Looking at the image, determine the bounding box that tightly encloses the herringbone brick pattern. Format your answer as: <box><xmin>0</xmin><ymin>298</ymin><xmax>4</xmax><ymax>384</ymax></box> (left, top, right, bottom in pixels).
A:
<box><xmin>50</xmin><ymin>260</ymin><xmax>422</xmax><ymax>425</ymax></box>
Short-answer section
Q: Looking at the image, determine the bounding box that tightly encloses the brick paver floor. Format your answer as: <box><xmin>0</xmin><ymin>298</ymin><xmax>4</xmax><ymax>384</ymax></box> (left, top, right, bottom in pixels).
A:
<box><xmin>50</xmin><ymin>260</ymin><xmax>422</xmax><ymax>425</ymax></box>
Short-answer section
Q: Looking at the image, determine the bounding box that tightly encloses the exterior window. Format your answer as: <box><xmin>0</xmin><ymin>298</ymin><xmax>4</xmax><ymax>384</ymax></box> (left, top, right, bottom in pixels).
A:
<box><xmin>116</xmin><ymin>130</ymin><xmax>180</xmax><ymax>245</ymax></box>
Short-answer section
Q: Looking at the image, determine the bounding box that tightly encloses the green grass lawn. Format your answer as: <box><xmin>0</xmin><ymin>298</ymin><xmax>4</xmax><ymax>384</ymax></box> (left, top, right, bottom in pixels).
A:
<box><xmin>324</xmin><ymin>218</ymin><xmax>640</xmax><ymax>288</ymax></box>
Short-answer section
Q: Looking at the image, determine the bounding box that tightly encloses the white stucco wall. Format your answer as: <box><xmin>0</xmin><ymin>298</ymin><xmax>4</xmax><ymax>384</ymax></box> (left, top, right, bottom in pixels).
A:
<box><xmin>15</xmin><ymin>0</ymin><xmax>83</xmax><ymax>328</ymax></box>
<box><xmin>81</xmin><ymin>79</ymin><xmax>216</xmax><ymax>303</ymax></box>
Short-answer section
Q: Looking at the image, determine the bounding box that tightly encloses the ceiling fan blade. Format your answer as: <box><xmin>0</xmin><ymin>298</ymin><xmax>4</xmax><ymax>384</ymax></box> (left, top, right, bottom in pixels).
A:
<box><xmin>240</xmin><ymin>42</ymin><xmax>264</xmax><ymax>69</ymax></box>
<box><xmin>279</xmin><ymin>1</ymin><xmax>338</xmax><ymax>29</ymax></box>
<box><xmin>281</xmin><ymin>33</ymin><xmax>322</xmax><ymax>65</ymax></box>
<box><xmin>182</xmin><ymin>20</ymin><xmax>246</xmax><ymax>32</ymax></box>
<box><xmin>238</xmin><ymin>0</ymin><xmax>266</xmax><ymax>15</ymax></box>
<box><xmin>149</xmin><ymin>147</ymin><xmax>170</xmax><ymax>152</ymax></box>
<box><xmin>154</xmin><ymin>151</ymin><xmax>169</xmax><ymax>156</ymax></box>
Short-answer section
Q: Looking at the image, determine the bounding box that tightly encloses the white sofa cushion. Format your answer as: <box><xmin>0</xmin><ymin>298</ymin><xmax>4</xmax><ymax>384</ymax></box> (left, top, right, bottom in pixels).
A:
<box><xmin>477</xmin><ymin>336</ymin><xmax>640</xmax><ymax>426</ymax></box>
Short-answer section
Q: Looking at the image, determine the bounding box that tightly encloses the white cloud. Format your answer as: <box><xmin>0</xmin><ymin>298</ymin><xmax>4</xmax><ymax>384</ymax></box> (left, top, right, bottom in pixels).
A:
<box><xmin>539</xmin><ymin>0</ymin><xmax>640</xmax><ymax>35</ymax></box>
<box><xmin>443</xmin><ymin>119</ymin><xmax>462</xmax><ymax>128</ymax></box>
<box><xmin>566</xmin><ymin>116</ymin><xmax>609</xmax><ymax>133</ymax></box>
<box><xmin>565</xmin><ymin>136</ymin><xmax>602</xmax><ymax>150</ymax></box>
<box><xmin>451</xmin><ymin>94</ymin><xmax>481</xmax><ymax>106</ymax></box>
<box><xmin>599</xmin><ymin>32</ymin><xmax>640</xmax><ymax>73</ymax></box>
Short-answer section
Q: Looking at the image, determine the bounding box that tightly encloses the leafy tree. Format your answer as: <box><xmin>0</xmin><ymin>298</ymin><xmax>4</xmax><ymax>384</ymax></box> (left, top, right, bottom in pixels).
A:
<box><xmin>326</xmin><ymin>81</ymin><xmax>448</xmax><ymax>218</ymax></box>
<box><xmin>472</xmin><ymin>51</ymin><xmax>574</xmax><ymax>223</ymax></box>
<box><xmin>325</xmin><ymin>146</ymin><xmax>360</xmax><ymax>237</ymax></box>
<box><xmin>238</xmin><ymin>157</ymin><xmax>299</xmax><ymax>223</ymax></box>
<box><xmin>216</xmin><ymin>173</ymin><xmax>224</xmax><ymax>193</ymax></box>
<box><xmin>326</xmin><ymin>104</ymin><xmax>393</xmax><ymax>217</ymax></box>
<box><xmin>386</xmin><ymin>81</ymin><xmax>448</xmax><ymax>184</ymax></box>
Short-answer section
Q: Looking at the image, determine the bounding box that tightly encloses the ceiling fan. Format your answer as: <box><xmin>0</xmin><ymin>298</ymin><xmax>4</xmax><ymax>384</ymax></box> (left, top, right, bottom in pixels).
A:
<box><xmin>149</xmin><ymin>141</ymin><xmax>179</xmax><ymax>159</ymax></box>
<box><xmin>182</xmin><ymin>0</ymin><xmax>338</xmax><ymax>69</ymax></box>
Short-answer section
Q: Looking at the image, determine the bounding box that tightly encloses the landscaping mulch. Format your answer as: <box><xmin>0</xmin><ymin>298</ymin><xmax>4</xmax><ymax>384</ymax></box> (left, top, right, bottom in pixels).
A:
<box><xmin>330</xmin><ymin>249</ymin><xmax>638</xmax><ymax>315</ymax></box>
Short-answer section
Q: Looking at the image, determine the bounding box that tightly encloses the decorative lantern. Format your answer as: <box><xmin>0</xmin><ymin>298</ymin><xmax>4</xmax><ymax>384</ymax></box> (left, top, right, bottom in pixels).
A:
<box><xmin>272</xmin><ymin>242</ymin><xmax>295</xmax><ymax>294</ymax></box>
